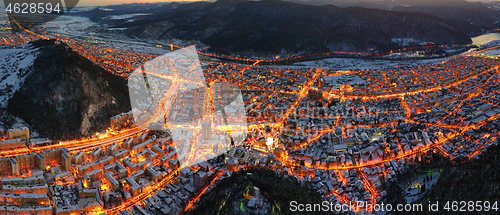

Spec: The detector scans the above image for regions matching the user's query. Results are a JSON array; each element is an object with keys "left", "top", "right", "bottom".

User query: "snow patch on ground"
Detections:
[
  {"left": 0, "top": 44, "right": 39, "bottom": 108},
  {"left": 292, "top": 57, "right": 452, "bottom": 70},
  {"left": 43, "top": 15, "right": 96, "bottom": 35},
  {"left": 107, "top": 13, "right": 152, "bottom": 20}
]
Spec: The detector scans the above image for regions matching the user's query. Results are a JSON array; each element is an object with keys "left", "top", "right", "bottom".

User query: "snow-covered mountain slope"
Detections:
[{"left": 0, "top": 44, "right": 39, "bottom": 108}]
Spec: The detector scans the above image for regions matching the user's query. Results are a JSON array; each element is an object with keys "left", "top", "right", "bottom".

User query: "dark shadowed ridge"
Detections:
[
  {"left": 285, "top": 0, "right": 500, "bottom": 36},
  {"left": 7, "top": 39, "right": 131, "bottom": 141},
  {"left": 118, "top": 0, "right": 472, "bottom": 56}
]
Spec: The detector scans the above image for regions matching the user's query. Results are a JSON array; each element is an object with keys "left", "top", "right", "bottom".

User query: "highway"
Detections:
[{"left": 64, "top": 127, "right": 144, "bottom": 153}]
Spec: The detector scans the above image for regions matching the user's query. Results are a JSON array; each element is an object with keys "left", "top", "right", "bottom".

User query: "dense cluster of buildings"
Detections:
[
  {"left": 0, "top": 147, "right": 71, "bottom": 176},
  {"left": 1, "top": 16, "right": 500, "bottom": 214}
]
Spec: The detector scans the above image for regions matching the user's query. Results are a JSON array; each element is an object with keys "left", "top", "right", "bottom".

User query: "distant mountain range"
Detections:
[
  {"left": 72, "top": 0, "right": 499, "bottom": 56},
  {"left": 87, "top": 0, "right": 472, "bottom": 56},
  {"left": 285, "top": 0, "right": 499, "bottom": 8},
  {"left": 392, "top": 2, "right": 500, "bottom": 36},
  {"left": 7, "top": 39, "right": 130, "bottom": 140},
  {"left": 274, "top": 0, "right": 500, "bottom": 36}
]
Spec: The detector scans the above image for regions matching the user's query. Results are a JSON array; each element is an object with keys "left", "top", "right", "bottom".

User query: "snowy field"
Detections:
[
  {"left": 107, "top": 14, "right": 152, "bottom": 20},
  {"left": 480, "top": 49, "right": 500, "bottom": 57},
  {"left": 43, "top": 15, "right": 168, "bottom": 55},
  {"left": 101, "top": 40, "right": 169, "bottom": 56},
  {"left": 472, "top": 33, "right": 500, "bottom": 46},
  {"left": 43, "top": 15, "right": 96, "bottom": 35},
  {"left": 293, "top": 57, "right": 452, "bottom": 71}
]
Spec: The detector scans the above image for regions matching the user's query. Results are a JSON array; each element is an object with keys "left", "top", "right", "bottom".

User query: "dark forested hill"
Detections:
[
  {"left": 393, "top": 3, "right": 500, "bottom": 36},
  {"left": 7, "top": 39, "right": 131, "bottom": 140},
  {"left": 111, "top": 0, "right": 472, "bottom": 56}
]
